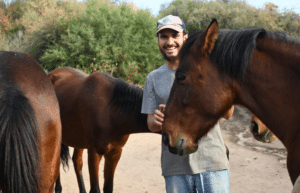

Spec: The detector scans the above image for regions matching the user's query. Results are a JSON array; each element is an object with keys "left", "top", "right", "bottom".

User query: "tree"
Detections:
[
  {"left": 159, "top": 0, "right": 300, "bottom": 38},
  {"left": 40, "top": 0, "right": 163, "bottom": 85}
]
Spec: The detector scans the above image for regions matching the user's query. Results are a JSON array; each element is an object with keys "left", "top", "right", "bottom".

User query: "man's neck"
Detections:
[{"left": 166, "top": 60, "right": 179, "bottom": 70}]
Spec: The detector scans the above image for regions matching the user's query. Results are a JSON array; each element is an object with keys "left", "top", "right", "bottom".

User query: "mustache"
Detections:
[{"left": 163, "top": 45, "right": 179, "bottom": 49}]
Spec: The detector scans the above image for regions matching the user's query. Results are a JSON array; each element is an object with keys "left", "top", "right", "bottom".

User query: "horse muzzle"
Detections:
[
  {"left": 162, "top": 132, "right": 198, "bottom": 156},
  {"left": 250, "top": 118, "right": 277, "bottom": 143}
]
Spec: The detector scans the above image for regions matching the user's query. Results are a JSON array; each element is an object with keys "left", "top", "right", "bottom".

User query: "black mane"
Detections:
[
  {"left": 108, "top": 78, "right": 148, "bottom": 128},
  {"left": 179, "top": 27, "right": 297, "bottom": 80}
]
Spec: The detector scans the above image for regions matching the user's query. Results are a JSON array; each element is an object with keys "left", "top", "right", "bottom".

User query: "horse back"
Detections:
[
  {"left": 1, "top": 52, "right": 53, "bottom": 94},
  {"left": 0, "top": 51, "right": 61, "bottom": 135},
  {"left": 1, "top": 51, "right": 61, "bottom": 129},
  {"left": 49, "top": 67, "right": 115, "bottom": 149}
]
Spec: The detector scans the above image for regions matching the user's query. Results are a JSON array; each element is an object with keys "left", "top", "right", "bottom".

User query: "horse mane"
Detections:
[
  {"left": 180, "top": 27, "right": 299, "bottom": 80},
  {"left": 108, "top": 78, "right": 148, "bottom": 128}
]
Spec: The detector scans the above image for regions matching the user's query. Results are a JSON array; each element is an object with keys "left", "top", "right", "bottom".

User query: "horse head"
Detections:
[{"left": 162, "top": 19, "right": 236, "bottom": 155}]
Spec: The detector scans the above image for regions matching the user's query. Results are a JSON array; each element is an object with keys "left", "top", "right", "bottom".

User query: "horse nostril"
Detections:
[
  {"left": 178, "top": 138, "right": 185, "bottom": 156},
  {"left": 162, "top": 132, "right": 170, "bottom": 146},
  {"left": 251, "top": 121, "right": 259, "bottom": 135}
]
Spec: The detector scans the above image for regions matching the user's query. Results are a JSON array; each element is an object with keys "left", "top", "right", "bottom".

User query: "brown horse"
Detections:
[
  {"left": 162, "top": 19, "right": 300, "bottom": 184},
  {"left": 250, "top": 115, "right": 277, "bottom": 143},
  {"left": 0, "top": 51, "right": 62, "bottom": 192},
  {"left": 48, "top": 67, "right": 154, "bottom": 193}
]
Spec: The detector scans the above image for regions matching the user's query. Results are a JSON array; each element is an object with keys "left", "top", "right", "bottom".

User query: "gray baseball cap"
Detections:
[{"left": 156, "top": 15, "right": 187, "bottom": 35}]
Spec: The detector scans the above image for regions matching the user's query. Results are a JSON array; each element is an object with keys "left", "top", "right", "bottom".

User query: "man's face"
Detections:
[{"left": 158, "top": 29, "right": 188, "bottom": 61}]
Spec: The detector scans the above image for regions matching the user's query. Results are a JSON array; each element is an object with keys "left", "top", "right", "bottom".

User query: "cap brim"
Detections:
[{"left": 156, "top": 25, "right": 184, "bottom": 35}]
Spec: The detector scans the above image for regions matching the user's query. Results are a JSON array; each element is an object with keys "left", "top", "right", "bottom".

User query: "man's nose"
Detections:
[{"left": 166, "top": 38, "right": 175, "bottom": 45}]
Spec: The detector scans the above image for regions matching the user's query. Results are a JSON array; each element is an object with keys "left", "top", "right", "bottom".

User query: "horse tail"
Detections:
[
  {"left": 0, "top": 87, "right": 39, "bottom": 193},
  {"left": 60, "top": 143, "right": 70, "bottom": 171}
]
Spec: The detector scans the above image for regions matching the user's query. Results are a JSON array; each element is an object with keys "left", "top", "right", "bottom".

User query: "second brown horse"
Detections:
[{"left": 49, "top": 67, "right": 153, "bottom": 193}]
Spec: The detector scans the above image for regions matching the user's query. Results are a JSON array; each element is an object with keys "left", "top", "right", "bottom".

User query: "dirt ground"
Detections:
[{"left": 59, "top": 106, "right": 293, "bottom": 193}]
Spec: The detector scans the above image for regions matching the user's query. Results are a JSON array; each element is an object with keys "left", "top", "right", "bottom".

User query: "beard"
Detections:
[{"left": 159, "top": 46, "right": 178, "bottom": 62}]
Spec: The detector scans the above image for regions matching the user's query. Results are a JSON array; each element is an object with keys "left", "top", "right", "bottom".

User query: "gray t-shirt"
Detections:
[{"left": 141, "top": 63, "right": 229, "bottom": 176}]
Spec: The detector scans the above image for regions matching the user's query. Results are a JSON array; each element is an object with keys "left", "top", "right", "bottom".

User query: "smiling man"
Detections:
[{"left": 141, "top": 15, "right": 232, "bottom": 193}]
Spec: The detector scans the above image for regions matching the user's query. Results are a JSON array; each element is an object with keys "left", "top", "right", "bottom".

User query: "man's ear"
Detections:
[{"left": 183, "top": 33, "right": 188, "bottom": 41}]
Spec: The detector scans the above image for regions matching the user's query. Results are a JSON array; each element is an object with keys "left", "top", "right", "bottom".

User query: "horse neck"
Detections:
[
  {"left": 235, "top": 38, "right": 300, "bottom": 149},
  {"left": 113, "top": 111, "right": 151, "bottom": 135},
  {"left": 256, "top": 37, "right": 300, "bottom": 70}
]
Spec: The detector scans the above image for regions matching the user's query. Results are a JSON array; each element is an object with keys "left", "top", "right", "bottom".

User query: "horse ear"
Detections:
[{"left": 194, "top": 19, "right": 218, "bottom": 55}]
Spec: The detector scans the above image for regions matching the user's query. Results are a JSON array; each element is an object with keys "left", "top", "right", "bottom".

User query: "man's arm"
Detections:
[{"left": 148, "top": 104, "right": 234, "bottom": 132}]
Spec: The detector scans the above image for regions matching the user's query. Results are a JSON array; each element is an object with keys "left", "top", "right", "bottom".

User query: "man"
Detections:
[{"left": 141, "top": 15, "right": 234, "bottom": 193}]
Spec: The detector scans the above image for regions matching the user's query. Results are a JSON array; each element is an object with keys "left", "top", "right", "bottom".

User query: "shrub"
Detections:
[
  {"left": 41, "top": 0, "right": 163, "bottom": 85},
  {"left": 0, "top": 6, "right": 24, "bottom": 51},
  {"left": 20, "top": 0, "right": 86, "bottom": 59},
  {"left": 0, "top": 30, "right": 24, "bottom": 51}
]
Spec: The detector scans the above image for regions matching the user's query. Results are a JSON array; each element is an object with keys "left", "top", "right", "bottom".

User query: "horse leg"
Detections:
[
  {"left": 72, "top": 148, "right": 87, "bottom": 193},
  {"left": 88, "top": 148, "right": 103, "bottom": 193},
  {"left": 292, "top": 175, "right": 300, "bottom": 193},
  {"left": 39, "top": 134, "right": 61, "bottom": 193},
  {"left": 55, "top": 143, "right": 70, "bottom": 193},
  {"left": 287, "top": 148, "right": 300, "bottom": 184},
  {"left": 103, "top": 148, "right": 123, "bottom": 193},
  {"left": 55, "top": 172, "right": 62, "bottom": 193}
]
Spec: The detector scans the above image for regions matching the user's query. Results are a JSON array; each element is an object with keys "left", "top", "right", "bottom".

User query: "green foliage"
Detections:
[
  {"left": 0, "top": 3, "right": 24, "bottom": 51},
  {"left": 159, "top": 0, "right": 300, "bottom": 38},
  {"left": 6, "top": 0, "right": 27, "bottom": 21},
  {"left": 279, "top": 11, "right": 300, "bottom": 38},
  {"left": 41, "top": 0, "right": 163, "bottom": 85},
  {"left": 0, "top": 30, "right": 24, "bottom": 51},
  {"left": 3, "top": 0, "right": 299, "bottom": 85},
  {"left": 20, "top": 0, "right": 86, "bottom": 59}
]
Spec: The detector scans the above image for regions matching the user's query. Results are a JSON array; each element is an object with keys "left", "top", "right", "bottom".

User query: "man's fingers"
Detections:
[
  {"left": 154, "top": 120, "right": 163, "bottom": 126},
  {"left": 159, "top": 104, "right": 166, "bottom": 114},
  {"left": 155, "top": 109, "right": 164, "bottom": 118},
  {"left": 154, "top": 113, "right": 164, "bottom": 122},
  {"left": 154, "top": 105, "right": 165, "bottom": 126}
]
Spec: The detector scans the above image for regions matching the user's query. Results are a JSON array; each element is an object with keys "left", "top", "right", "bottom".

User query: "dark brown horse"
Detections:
[
  {"left": 162, "top": 19, "right": 300, "bottom": 184},
  {"left": 48, "top": 67, "right": 154, "bottom": 193},
  {"left": 0, "top": 51, "right": 62, "bottom": 192},
  {"left": 250, "top": 115, "right": 277, "bottom": 143}
]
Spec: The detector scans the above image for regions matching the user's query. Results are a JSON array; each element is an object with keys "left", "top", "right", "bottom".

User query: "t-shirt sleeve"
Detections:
[{"left": 141, "top": 75, "right": 158, "bottom": 114}]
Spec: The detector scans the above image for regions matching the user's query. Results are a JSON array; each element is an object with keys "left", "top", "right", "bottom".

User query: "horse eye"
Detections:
[{"left": 176, "top": 74, "right": 187, "bottom": 83}]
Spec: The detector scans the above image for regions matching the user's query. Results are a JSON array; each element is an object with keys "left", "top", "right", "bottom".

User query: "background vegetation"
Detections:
[
  {"left": 0, "top": 0, "right": 299, "bottom": 85},
  {"left": 159, "top": 0, "right": 300, "bottom": 37}
]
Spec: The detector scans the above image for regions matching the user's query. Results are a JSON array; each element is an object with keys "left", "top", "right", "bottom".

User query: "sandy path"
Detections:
[{"left": 59, "top": 130, "right": 293, "bottom": 193}]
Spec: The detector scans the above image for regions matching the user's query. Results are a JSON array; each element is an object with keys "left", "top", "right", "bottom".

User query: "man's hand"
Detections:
[
  {"left": 147, "top": 104, "right": 166, "bottom": 132},
  {"left": 154, "top": 104, "right": 166, "bottom": 126},
  {"left": 223, "top": 105, "right": 234, "bottom": 120}
]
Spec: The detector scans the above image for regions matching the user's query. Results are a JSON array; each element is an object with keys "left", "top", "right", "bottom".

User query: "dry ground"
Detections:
[{"left": 59, "top": 106, "right": 293, "bottom": 193}]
